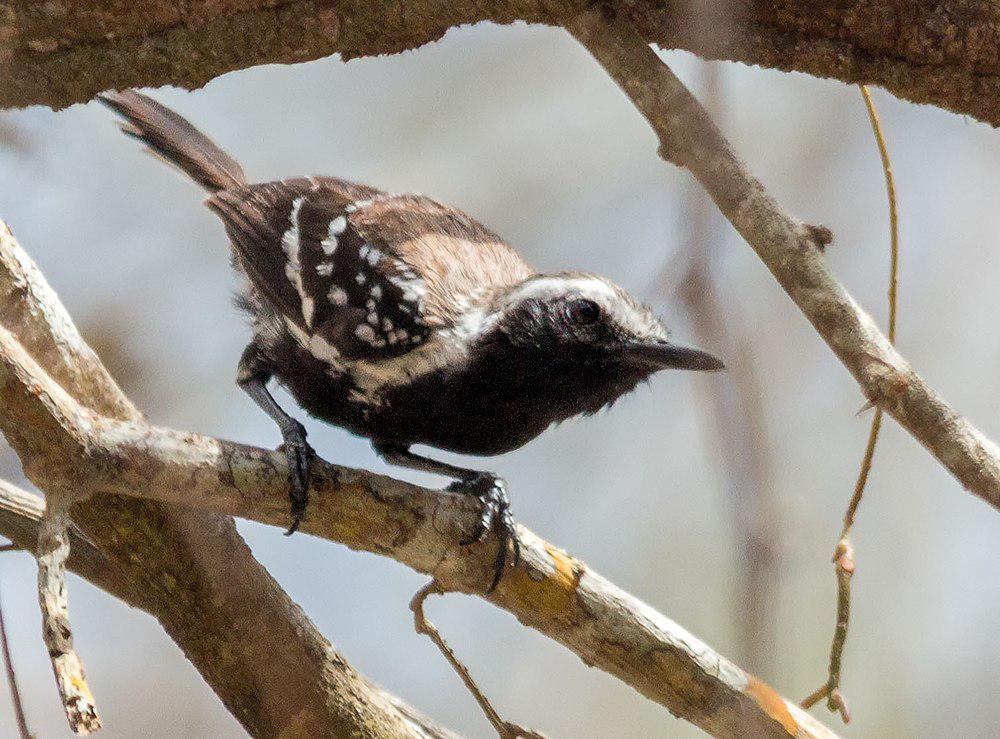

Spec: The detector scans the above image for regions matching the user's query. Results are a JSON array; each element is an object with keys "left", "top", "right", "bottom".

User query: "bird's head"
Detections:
[{"left": 465, "top": 272, "right": 723, "bottom": 419}]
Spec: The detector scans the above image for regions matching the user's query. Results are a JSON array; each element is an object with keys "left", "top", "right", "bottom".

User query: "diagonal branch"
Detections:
[
  {"left": 410, "top": 581, "right": 547, "bottom": 739},
  {"left": 567, "top": 9, "right": 1000, "bottom": 517}
]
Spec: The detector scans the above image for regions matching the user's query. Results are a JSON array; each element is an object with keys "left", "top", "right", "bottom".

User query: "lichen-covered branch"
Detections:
[
  {"left": 0, "top": 222, "right": 458, "bottom": 739},
  {"left": 2, "top": 1, "right": 999, "bottom": 128},
  {"left": 36, "top": 493, "right": 102, "bottom": 735},
  {"left": 568, "top": 9, "right": 1000, "bottom": 517},
  {"left": 0, "top": 224, "right": 836, "bottom": 739},
  {"left": 0, "top": 481, "right": 121, "bottom": 595}
]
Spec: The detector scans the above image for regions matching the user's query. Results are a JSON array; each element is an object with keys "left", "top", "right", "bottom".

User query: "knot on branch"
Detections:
[{"left": 805, "top": 224, "right": 834, "bottom": 251}]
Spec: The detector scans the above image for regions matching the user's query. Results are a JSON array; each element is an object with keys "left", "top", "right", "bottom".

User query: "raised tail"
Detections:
[{"left": 98, "top": 90, "right": 247, "bottom": 192}]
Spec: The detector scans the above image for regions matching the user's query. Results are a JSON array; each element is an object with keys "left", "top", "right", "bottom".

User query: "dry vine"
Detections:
[
  {"left": 801, "top": 84, "right": 900, "bottom": 722},
  {"left": 410, "top": 582, "right": 546, "bottom": 739},
  {"left": 0, "top": 590, "right": 32, "bottom": 739}
]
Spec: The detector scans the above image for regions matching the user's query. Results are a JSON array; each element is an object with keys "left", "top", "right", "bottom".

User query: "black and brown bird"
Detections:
[{"left": 99, "top": 91, "right": 724, "bottom": 590}]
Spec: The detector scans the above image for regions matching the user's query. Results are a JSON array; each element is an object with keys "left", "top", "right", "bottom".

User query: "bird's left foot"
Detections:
[
  {"left": 447, "top": 473, "right": 521, "bottom": 593},
  {"left": 276, "top": 419, "right": 314, "bottom": 536}
]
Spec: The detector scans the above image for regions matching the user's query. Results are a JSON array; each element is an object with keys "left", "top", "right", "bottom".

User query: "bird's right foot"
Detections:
[
  {"left": 277, "top": 419, "right": 313, "bottom": 535},
  {"left": 447, "top": 473, "right": 521, "bottom": 593}
]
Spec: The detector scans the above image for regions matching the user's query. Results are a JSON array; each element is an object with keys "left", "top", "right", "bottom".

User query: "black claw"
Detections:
[
  {"left": 447, "top": 473, "right": 519, "bottom": 592},
  {"left": 278, "top": 420, "right": 313, "bottom": 536}
]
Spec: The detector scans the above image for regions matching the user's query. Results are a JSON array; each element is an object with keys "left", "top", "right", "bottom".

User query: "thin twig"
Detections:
[
  {"left": 0, "top": 590, "right": 33, "bottom": 739},
  {"left": 0, "top": 542, "right": 21, "bottom": 553},
  {"left": 37, "top": 494, "right": 101, "bottom": 735},
  {"left": 410, "top": 582, "right": 546, "bottom": 739},
  {"left": 801, "top": 84, "right": 899, "bottom": 722}
]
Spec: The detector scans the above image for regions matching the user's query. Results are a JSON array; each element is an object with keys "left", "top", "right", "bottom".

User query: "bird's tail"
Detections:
[{"left": 98, "top": 90, "right": 247, "bottom": 193}]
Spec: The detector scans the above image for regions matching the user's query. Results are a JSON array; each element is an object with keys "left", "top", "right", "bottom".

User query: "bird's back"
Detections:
[{"left": 208, "top": 177, "right": 532, "bottom": 366}]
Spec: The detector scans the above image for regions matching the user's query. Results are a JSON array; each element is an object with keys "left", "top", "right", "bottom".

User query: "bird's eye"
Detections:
[{"left": 567, "top": 298, "right": 601, "bottom": 326}]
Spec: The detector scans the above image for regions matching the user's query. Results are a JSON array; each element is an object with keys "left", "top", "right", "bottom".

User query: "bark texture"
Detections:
[{"left": 1, "top": 0, "right": 998, "bottom": 128}]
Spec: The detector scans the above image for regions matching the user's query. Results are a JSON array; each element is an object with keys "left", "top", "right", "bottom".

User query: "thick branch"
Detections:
[
  {"left": 0, "top": 288, "right": 836, "bottom": 739},
  {"left": 0, "top": 222, "right": 457, "bottom": 739},
  {"left": 1, "top": 1, "right": 999, "bottom": 128},
  {"left": 568, "top": 10, "right": 1000, "bottom": 516}
]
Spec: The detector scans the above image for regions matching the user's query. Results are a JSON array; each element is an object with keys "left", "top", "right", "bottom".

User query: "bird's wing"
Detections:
[
  {"left": 346, "top": 194, "right": 534, "bottom": 327},
  {"left": 207, "top": 178, "right": 529, "bottom": 362}
]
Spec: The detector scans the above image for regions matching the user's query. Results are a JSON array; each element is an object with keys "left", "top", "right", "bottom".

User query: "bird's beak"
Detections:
[{"left": 625, "top": 340, "right": 725, "bottom": 372}]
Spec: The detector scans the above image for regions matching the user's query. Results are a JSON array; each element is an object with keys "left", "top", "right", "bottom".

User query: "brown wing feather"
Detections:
[
  {"left": 350, "top": 195, "right": 533, "bottom": 323},
  {"left": 207, "top": 179, "right": 531, "bottom": 362}
]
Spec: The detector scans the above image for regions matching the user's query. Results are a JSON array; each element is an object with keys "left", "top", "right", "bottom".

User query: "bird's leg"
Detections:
[
  {"left": 374, "top": 442, "right": 519, "bottom": 592},
  {"left": 238, "top": 344, "right": 314, "bottom": 535}
]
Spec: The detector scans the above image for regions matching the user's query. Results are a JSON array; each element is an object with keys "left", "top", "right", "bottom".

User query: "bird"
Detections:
[{"left": 98, "top": 90, "right": 724, "bottom": 591}]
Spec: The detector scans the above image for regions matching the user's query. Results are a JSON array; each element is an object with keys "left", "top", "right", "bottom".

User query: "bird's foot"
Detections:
[
  {"left": 277, "top": 419, "right": 314, "bottom": 535},
  {"left": 447, "top": 473, "right": 520, "bottom": 593}
]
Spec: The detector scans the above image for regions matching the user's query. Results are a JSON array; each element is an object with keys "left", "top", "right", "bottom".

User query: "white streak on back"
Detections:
[{"left": 280, "top": 197, "right": 315, "bottom": 327}]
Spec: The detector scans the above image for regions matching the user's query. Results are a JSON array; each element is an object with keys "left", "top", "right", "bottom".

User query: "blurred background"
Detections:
[{"left": 1, "top": 20, "right": 999, "bottom": 738}]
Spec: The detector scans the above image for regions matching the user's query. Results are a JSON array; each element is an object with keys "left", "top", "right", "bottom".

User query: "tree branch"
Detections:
[
  {"left": 1, "top": 1, "right": 999, "bottom": 128},
  {"left": 567, "top": 9, "right": 1000, "bottom": 517},
  {"left": 0, "top": 221, "right": 458, "bottom": 738}
]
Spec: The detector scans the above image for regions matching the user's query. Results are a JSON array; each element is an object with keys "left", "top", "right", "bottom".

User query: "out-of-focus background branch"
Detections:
[{"left": 660, "top": 59, "right": 781, "bottom": 676}]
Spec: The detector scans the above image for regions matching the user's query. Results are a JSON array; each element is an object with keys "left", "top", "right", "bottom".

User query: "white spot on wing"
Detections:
[
  {"left": 320, "top": 215, "right": 346, "bottom": 255},
  {"left": 285, "top": 319, "right": 343, "bottom": 369},
  {"left": 345, "top": 199, "right": 373, "bottom": 213}
]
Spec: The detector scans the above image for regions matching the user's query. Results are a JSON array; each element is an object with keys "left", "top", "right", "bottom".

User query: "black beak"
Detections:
[{"left": 626, "top": 340, "right": 725, "bottom": 372}]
